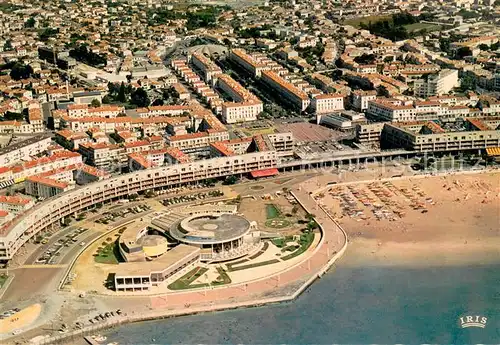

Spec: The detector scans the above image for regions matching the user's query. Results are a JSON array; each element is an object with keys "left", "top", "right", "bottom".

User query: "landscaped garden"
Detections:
[
  {"left": 226, "top": 259, "right": 280, "bottom": 272},
  {"left": 168, "top": 266, "right": 231, "bottom": 290},
  {"left": 270, "top": 231, "right": 316, "bottom": 261},
  {"left": 271, "top": 235, "right": 295, "bottom": 248},
  {"left": 265, "top": 204, "right": 291, "bottom": 229},
  {"left": 281, "top": 232, "right": 315, "bottom": 261},
  {"left": 168, "top": 266, "right": 208, "bottom": 290},
  {"left": 266, "top": 204, "right": 281, "bottom": 218},
  {"left": 94, "top": 238, "right": 122, "bottom": 264}
]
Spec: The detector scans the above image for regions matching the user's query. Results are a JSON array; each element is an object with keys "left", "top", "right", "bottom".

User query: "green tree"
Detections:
[
  {"left": 24, "top": 17, "right": 36, "bottom": 28},
  {"left": 38, "top": 27, "right": 59, "bottom": 41},
  {"left": 456, "top": 46, "right": 472, "bottom": 59},
  {"left": 151, "top": 98, "right": 164, "bottom": 106},
  {"left": 305, "top": 213, "right": 316, "bottom": 222},
  {"left": 478, "top": 44, "right": 489, "bottom": 51},
  {"left": 224, "top": 175, "right": 239, "bottom": 185},
  {"left": 108, "top": 82, "right": 118, "bottom": 95},
  {"left": 117, "top": 82, "right": 126, "bottom": 103},
  {"left": 439, "top": 38, "right": 451, "bottom": 52},
  {"left": 90, "top": 99, "right": 101, "bottom": 108},
  {"left": 3, "top": 39, "right": 12, "bottom": 51},
  {"left": 131, "top": 87, "right": 150, "bottom": 107},
  {"left": 10, "top": 63, "right": 33, "bottom": 80},
  {"left": 4, "top": 111, "right": 24, "bottom": 121}
]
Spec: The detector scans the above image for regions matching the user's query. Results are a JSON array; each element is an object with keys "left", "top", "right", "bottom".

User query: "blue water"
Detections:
[{"left": 104, "top": 259, "right": 500, "bottom": 344}]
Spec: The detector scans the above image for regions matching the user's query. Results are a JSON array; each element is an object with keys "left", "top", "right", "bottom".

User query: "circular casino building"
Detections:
[{"left": 164, "top": 208, "right": 260, "bottom": 262}]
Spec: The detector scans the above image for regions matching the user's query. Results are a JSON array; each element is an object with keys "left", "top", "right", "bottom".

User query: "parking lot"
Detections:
[
  {"left": 162, "top": 190, "right": 224, "bottom": 206},
  {"left": 35, "top": 227, "right": 89, "bottom": 265},
  {"left": 95, "top": 204, "right": 152, "bottom": 224}
]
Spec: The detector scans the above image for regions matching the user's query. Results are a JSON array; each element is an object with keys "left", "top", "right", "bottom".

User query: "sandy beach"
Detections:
[{"left": 317, "top": 172, "right": 500, "bottom": 267}]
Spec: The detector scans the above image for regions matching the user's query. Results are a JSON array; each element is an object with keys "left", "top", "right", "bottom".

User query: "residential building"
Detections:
[{"left": 414, "top": 69, "right": 459, "bottom": 98}]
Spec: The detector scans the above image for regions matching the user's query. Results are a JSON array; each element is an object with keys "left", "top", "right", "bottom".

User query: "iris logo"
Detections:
[{"left": 459, "top": 315, "right": 488, "bottom": 328}]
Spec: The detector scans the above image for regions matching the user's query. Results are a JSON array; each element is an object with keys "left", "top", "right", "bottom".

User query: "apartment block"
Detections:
[
  {"left": 189, "top": 52, "right": 222, "bottom": 83},
  {"left": 351, "top": 90, "right": 377, "bottom": 112},
  {"left": 229, "top": 49, "right": 269, "bottom": 77},
  {"left": 382, "top": 118, "right": 500, "bottom": 152},
  {"left": 25, "top": 176, "right": 75, "bottom": 199},
  {"left": 0, "top": 134, "right": 52, "bottom": 167},
  {"left": 79, "top": 143, "right": 126, "bottom": 170},
  {"left": 310, "top": 94, "right": 344, "bottom": 114},
  {"left": 414, "top": 69, "right": 459, "bottom": 98},
  {"left": 0, "top": 150, "right": 277, "bottom": 261},
  {"left": 261, "top": 70, "right": 310, "bottom": 112}
]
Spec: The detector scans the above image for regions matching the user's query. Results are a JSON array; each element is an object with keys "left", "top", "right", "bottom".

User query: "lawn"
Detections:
[
  {"left": 0, "top": 274, "right": 8, "bottom": 288},
  {"left": 281, "top": 232, "right": 315, "bottom": 261},
  {"left": 211, "top": 267, "right": 231, "bottom": 286},
  {"left": 271, "top": 235, "right": 295, "bottom": 248},
  {"left": 343, "top": 14, "right": 392, "bottom": 28},
  {"left": 265, "top": 218, "right": 291, "bottom": 229},
  {"left": 227, "top": 259, "right": 280, "bottom": 272},
  {"left": 168, "top": 266, "right": 231, "bottom": 290},
  {"left": 404, "top": 22, "right": 441, "bottom": 33},
  {"left": 242, "top": 127, "right": 276, "bottom": 136},
  {"left": 266, "top": 204, "right": 281, "bottom": 219},
  {"left": 94, "top": 241, "right": 122, "bottom": 264},
  {"left": 168, "top": 267, "right": 208, "bottom": 290}
]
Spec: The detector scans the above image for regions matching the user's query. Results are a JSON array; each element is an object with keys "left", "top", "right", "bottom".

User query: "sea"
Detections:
[{"left": 103, "top": 250, "right": 500, "bottom": 344}]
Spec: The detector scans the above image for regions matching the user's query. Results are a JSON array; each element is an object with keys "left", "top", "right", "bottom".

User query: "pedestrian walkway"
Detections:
[
  {"left": 21, "top": 264, "right": 67, "bottom": 269},
  {"left": 150, "top": 179, "right": 348, "bottom": 310}
]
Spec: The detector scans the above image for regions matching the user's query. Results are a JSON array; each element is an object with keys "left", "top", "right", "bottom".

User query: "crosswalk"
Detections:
[{"left": 0, "top": 179, "right": 14, "bottom": 189}]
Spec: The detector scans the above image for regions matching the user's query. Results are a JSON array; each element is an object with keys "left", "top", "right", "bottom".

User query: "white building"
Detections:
[
  {"left": 0, "top": 135, "right": 52, "bottom": 167},
  {"left": 310, "top": 94, "right": 344, "bottom": 114},
  {"left": 261, "top": 70, "right": 310, "bottom": 112},
  {"left": 351, "top": 90, "right": 377, "bottom": 112},
  {"left": 414, "top": 69, "right": 459, "bottom": 98},
  {"left": 222, "top": 102, "right": 262, "bottom": 124}
]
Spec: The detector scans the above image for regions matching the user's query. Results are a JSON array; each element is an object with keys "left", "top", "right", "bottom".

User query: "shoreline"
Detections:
[
  {"left": 31, "top": 186, "right": 349, "bottom": 345},
  {"left": 11, "top": 168, "right": 500, "bottom": 345}
]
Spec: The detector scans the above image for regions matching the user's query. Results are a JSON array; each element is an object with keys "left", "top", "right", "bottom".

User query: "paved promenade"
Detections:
[
  {"left": 149, "top": 184, "right": 347, "bottom": 310},
  {"left": 25, "top": 178, "right": 350, "bottom": 345}
]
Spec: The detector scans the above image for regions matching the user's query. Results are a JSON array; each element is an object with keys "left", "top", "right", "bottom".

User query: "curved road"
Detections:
[{"left": 149, "top": 184, "right": 347, "bottom": 310}]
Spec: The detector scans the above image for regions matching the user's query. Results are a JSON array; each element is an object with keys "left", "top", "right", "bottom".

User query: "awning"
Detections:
[
  {"left": 486, "top": 147, "right": 500, "bottom": 156},
  {"left": 250, "top": 168, "right": 279, "bottom": 178}
]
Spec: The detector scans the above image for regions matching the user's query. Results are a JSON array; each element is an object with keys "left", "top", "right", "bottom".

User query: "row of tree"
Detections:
[
  {"left": 359, "top": 12, "right": 434, "bottom": 41},
  {"left": 69, "top": 45, "right": 107, "bottom": 67},
  {"left": 147, "top": 5, "right": 228, "bottom": 30},
  {"left": 106, "top": 82, "right": 150, "bottom": 108},
  {"left": 0, "top": 61, "right": 34, "bottom": 80}
]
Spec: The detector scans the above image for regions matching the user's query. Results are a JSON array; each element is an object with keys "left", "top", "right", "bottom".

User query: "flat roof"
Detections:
[
  {"left": 0, "top": 134, "right": 52, "bottom": 156},
  {"left": 114, "top": 244, "right": 200, "bottom": 277},
  {"left": 169, "top": 213, "right": 251, "bottom": 245}
]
